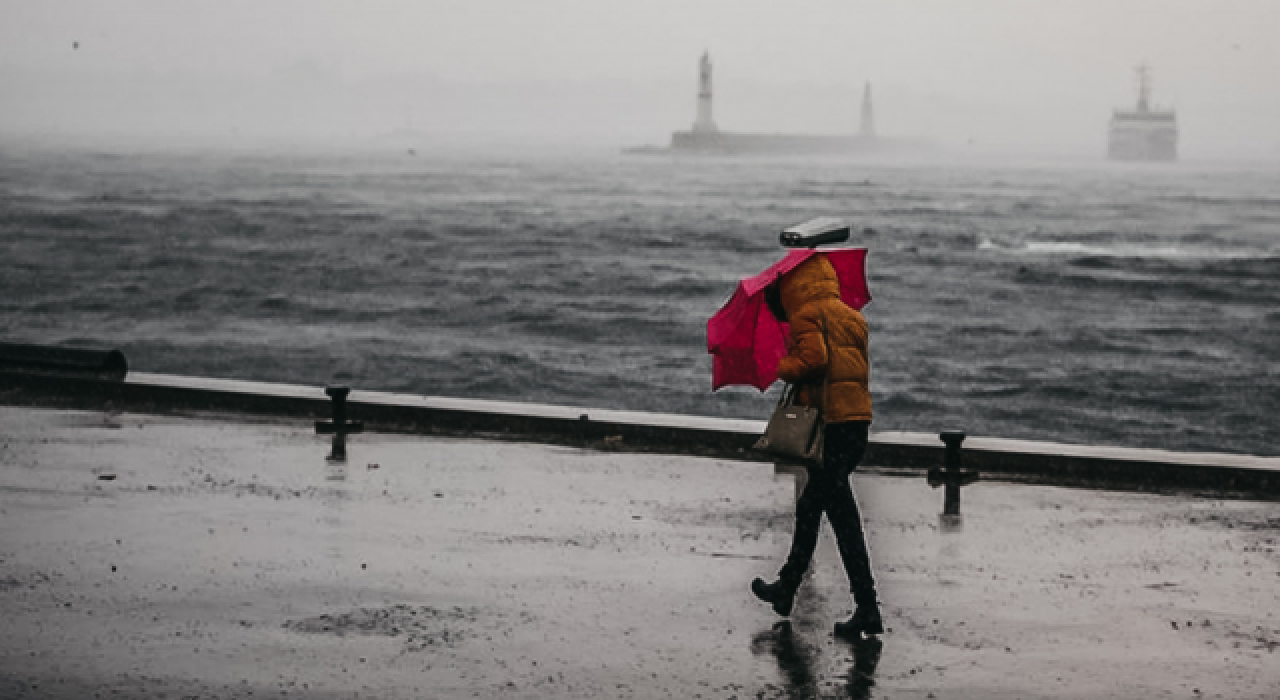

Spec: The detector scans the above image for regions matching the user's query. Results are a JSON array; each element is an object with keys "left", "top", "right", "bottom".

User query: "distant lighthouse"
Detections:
[
  {"left": 693, "top": 52, "right": 718, "bottom": 134},
  {"left": 657, "top": 55, "right": 924, "bottom": 155},
  {"left": 860, "top": 82, "right": 875, "bottom": 139}
]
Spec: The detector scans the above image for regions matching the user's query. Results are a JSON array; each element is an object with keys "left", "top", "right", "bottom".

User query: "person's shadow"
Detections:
[{"left": 751, "top": 621, "right": 884, "bottom": 699}]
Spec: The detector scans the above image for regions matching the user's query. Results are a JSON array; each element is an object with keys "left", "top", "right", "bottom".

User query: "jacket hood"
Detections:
[{"left": 779, "top": 253, "right": 840, "bottom": 315}]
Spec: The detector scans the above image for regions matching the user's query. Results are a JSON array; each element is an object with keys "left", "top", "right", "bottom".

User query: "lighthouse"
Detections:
[
  {"left": 860, "top": 82, "right": 876, "bottom": 139},
  {"left": 693, "top": 52, "right": 718, "bottom": 134},
  {"left": 660, "top": 54, "right": 922, "bottom": 155}
]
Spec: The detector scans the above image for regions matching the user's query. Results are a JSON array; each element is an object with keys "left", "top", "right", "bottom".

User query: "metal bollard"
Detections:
[
  {"left": 928, "top": 430, "right": 979, "bottom": 531},
  {"left": 316, "top": 386, "right": 364, "bottom": 462}
]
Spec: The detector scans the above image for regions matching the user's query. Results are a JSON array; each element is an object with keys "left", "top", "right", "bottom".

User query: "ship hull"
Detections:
[{"left": 1108, "top": 112, "right": 1177, "bottom": 162}]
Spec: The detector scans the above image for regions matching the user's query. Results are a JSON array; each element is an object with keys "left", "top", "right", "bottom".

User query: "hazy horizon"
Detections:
[{"left": 3, "top": 1, "right": 1279, "bottom": 161}]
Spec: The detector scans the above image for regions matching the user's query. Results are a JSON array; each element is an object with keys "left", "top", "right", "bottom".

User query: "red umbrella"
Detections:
[{"left": 706, "top": 248, "right": 870, "bottom": 391}]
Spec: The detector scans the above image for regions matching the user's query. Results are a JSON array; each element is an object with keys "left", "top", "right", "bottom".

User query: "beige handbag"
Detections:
[
  {"left": 755, "top": 321, "right": 833, "bottom": 467},
  {"left": 753, "top": 382, "right": 825, "bottom": 465}
]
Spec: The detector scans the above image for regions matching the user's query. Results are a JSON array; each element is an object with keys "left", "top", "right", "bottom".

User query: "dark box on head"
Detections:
[{"left": 779, "top": 217, "right": 851, "bottom": 248}]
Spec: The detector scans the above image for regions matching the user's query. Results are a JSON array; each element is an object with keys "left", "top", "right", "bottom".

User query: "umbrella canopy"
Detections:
[{"left": 706, "top": 247, "right": 870, "bottom": 391}]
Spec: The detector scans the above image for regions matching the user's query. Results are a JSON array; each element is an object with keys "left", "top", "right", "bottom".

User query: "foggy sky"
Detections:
[{"left": 2, "top": 0, "right": 1278, "bottom": 159}]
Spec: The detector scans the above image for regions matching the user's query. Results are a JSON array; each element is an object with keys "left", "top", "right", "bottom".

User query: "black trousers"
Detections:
[{"left": 777, "top": 421, "right": 877, "bottom": 604}]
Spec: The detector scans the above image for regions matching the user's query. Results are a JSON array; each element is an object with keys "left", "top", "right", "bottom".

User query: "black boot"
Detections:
[
  {"left": 834, "top": 603, "right": 884, "bottom": 639},
  {"left": 751, "top": 578, "right": 796, "bottom": 617}
]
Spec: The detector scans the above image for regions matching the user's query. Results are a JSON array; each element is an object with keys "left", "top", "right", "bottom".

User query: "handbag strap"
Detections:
[{"left": 778, "top": 381, "right": 798, "bottom": 408}]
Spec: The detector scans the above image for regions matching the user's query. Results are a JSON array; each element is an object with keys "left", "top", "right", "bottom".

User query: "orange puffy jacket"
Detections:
[{"left": 774, "top": 254, "right": 873, "bottom": 423}]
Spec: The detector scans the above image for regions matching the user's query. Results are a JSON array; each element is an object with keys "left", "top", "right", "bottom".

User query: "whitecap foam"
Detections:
[{"left": 1002, "top": 241, "right": 1258, "bottom": 260}]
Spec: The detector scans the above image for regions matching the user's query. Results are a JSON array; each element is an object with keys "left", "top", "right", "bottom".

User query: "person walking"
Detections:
[{"left": 751, "top": 252, "right": 883, "bottom": 639}]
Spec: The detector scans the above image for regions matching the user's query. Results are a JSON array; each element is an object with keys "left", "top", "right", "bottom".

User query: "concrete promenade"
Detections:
[{"left": 1, "top": 405, "right": 1278, "bottom": 698}]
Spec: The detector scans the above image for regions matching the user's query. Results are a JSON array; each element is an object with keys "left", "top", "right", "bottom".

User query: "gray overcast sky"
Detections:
[{"left": 2, "top": 0, "right": 1278, "bottom": 158}]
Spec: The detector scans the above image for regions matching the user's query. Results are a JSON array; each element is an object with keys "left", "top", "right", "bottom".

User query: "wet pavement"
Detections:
[{"left": 1, "top": 405, "right": 1277, "bottom": 699}]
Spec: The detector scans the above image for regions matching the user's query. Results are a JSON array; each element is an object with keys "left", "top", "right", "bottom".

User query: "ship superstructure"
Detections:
[{"left": 1108, "top": 65, "right": 1177, "bottom": 162}]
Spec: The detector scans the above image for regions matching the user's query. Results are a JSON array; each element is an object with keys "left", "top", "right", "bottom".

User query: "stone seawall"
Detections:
[{"left": 2, "top": 369, "right": 1277, "bottom": 499}]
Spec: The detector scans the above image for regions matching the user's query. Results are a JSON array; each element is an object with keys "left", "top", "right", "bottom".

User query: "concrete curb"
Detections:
[{"left": 2, "top": 370, "right": 1278, "bottom": 499}]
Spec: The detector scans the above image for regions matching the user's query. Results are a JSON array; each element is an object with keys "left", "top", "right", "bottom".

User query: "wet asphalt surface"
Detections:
[{"left": 1, "top": 405, "right": 1278, "bottom": 699}]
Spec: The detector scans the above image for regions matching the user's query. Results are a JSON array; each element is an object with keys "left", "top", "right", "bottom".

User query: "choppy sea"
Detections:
[{"left": 2, "top": 148, "right": 1277, "bottom": 456}]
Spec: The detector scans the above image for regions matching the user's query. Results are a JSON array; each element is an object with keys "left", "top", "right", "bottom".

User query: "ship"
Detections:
[
  {"left": 627, "top": 53, "right": 924, "bottom": 156},
  {"left": 1108, "top": 65, "right": 1177, "bottom": 162}
]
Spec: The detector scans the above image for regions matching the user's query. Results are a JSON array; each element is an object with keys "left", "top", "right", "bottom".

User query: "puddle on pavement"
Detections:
[{"left": 750, "top": 620, "right": 884, "bottom": 699}]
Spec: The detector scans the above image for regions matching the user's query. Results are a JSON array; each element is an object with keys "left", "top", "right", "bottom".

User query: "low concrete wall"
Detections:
[{"left": 2, "top": 370, "right": 1278, "bottom": 499}]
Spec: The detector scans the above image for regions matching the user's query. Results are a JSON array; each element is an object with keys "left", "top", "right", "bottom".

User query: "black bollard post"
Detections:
[
  {"left": 941, "top": 431, "right": 964, "bottom": 516},
  {"left": 928, "top": 430, "right": 979, "bottom": 531},
  {"left": 316, "top": 386, "right": 364, "bottom": 462}
]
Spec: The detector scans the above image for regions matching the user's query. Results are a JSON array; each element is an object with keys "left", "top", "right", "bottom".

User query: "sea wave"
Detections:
[
  {"left": 979, "top": 238, "right": 1270, "bottom": 261},
  {"left": 2, "top": 150, "right": 1278, "bottom": 456}
]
